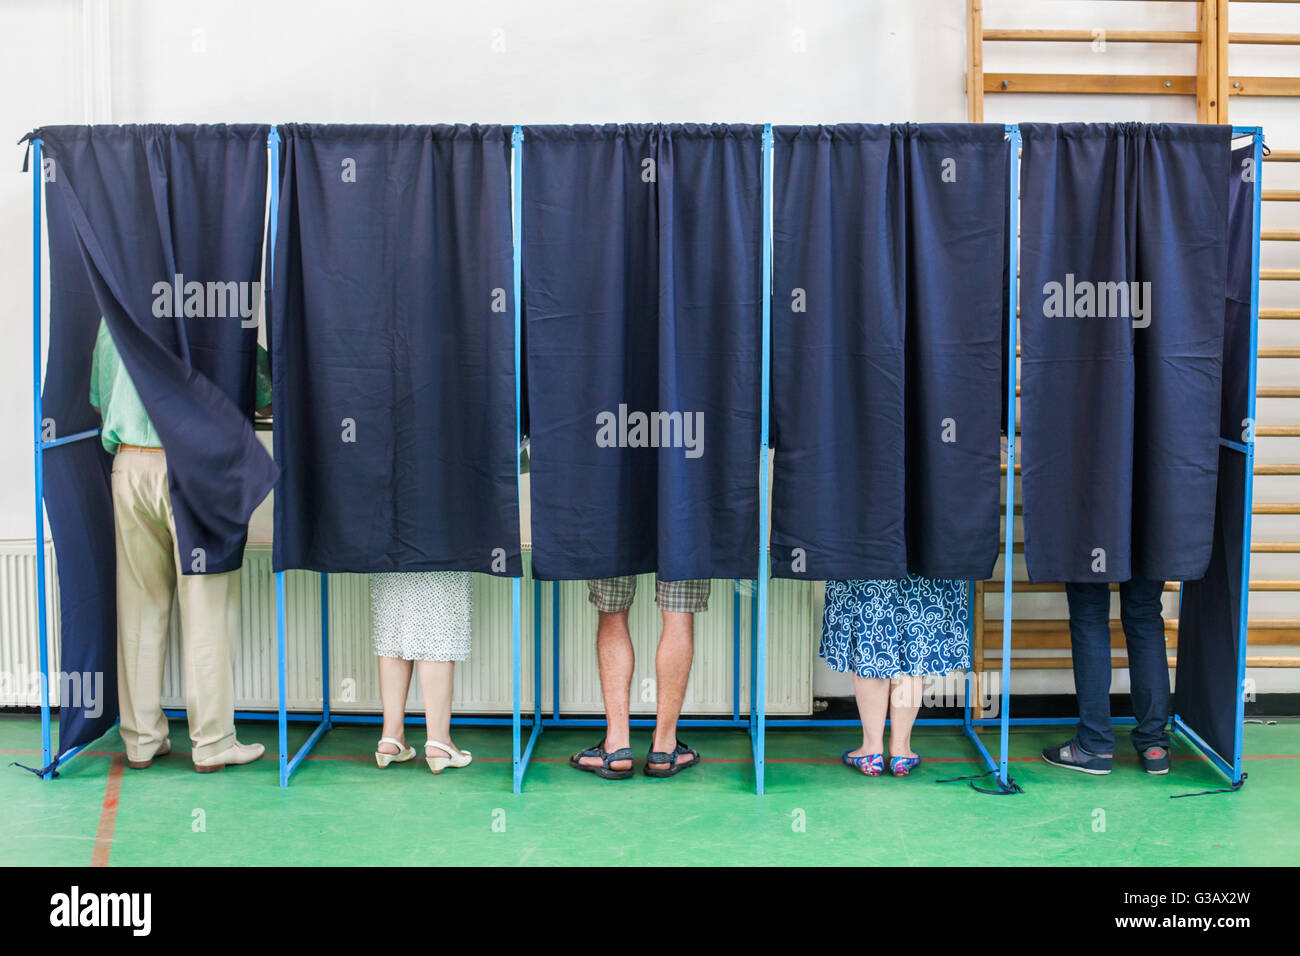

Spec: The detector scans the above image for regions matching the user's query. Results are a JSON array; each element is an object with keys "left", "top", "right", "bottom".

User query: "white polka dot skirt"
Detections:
[{"left": 369, "top": 571, "right": 472, "bottom": 662}]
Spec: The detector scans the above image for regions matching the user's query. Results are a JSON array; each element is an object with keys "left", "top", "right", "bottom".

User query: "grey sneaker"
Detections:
[
  {"left": 1138, "top": 745, "right": 1170, "bottom": 775},
  {"left": 1041, "top": 739, "right": 1113, "bottom": 775}
]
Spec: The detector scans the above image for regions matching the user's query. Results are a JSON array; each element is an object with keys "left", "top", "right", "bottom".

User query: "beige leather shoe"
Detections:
[
  {"left": 193, "top": 740, "right": 265, "bottom": 773},
  {"left": 127, "top": 737, "right": 171, "bottom": 770}
]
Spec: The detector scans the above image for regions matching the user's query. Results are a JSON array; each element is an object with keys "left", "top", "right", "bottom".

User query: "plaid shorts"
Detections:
[{"left": 587, "top": 575, "right": 711, "bottom": 614}]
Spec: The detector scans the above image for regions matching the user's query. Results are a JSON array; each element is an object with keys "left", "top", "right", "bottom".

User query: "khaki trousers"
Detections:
[{"left": 111, "top": 448, "right": 239, "bottom": 763}]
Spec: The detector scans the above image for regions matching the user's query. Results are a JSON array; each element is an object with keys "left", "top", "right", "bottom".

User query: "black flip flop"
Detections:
[
  {"left": 569, "top": 741, "right": 635, "bottom": 779},
  {"left": 644, "top": 740, "right": 700, "bottom": 778}
]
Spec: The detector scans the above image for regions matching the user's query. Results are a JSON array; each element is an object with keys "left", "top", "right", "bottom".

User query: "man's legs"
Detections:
[
  {"left": 173, "top": 560, "right": 241, "bottom": 763},
  {"left": 158, "top": 454, "right": 256, "bottom": 769},
  {"left": 650, "top": 610, "right": 694, "bottom": 761},
  {"left": 576, "top": 577, "right": 636, "bottom": 772},
  {"left": 112, "top": 450, "right": 176, "bottom": 765},
  {"left": 164, "top": 460, "right": 239, "bottom": 763},
  {"left": 1064, "top": 581, "right": 1118, "bottom": 755},
  {"left": 1119, "top": 575, "right": 1173, "bottom": 752},
  {"left": 647, "top": 578, "right": 708, "bottom": 772},
  {"left": 593, "top": 610, "right": 635, "bottom": 769}
]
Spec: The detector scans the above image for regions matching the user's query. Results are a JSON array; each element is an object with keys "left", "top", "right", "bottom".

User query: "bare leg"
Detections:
[
  {"left": 377, "top": 656, "right": 413, "bottom": 754},
  {"left": 887, "top": 675, "right": 923, "bottom": 759},
  {"left": 648, "top": 610, "right": 695, "bottom": 767},
  {"left": 850, "top": 675, "right": 890, "bottom": 758},
  {"left": 417, "top": 660, "right": 458, "bottom": 752},
  {"left": 577, "top": 610, "right": 634, "bottom": 772}
]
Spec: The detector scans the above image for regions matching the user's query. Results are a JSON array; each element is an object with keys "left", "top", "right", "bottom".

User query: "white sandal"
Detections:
[
  {"left": 425, "top": 739, "right": 472, "bottom": 774},
  {"left": 374, "top": 736, "right": 416, "bottom": 768}
]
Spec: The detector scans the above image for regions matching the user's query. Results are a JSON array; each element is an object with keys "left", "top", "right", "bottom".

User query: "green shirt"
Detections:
[{"left": 88, "top": 319, "right": 272, "bottom": 454}]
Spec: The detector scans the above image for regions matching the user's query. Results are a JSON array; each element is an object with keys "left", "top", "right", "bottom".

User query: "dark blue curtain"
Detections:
[
  {"left": 27, "top": 124, "right": 274, "bottom": 768},
  {"left": 1174, "top": 141, "right": 1256, "bottom": 767},
  {"left": 770, "top": 124, "right": 1006, "bottom": 581},
  {"left": 270, "top": 124, "right": 521, "bottom": 575},
  {"left": 523, "top": 124, "right": 762, "bottom": 581},
  {"left": 1019, "top": 123, "right": 1230, "bottom": 583},
  {"left": 36, "top": 181, "right": 117, "bottom": 771}
]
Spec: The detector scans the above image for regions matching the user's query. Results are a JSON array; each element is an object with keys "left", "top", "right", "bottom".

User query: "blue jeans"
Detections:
[{"left": 1065, "top": 576, "right": 1172, "bottom": 754}]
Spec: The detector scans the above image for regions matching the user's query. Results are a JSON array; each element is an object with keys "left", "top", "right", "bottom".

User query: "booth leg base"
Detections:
[
  {"left": 1170, "top": 715, "right": 1247, "bottom": 797},
  {"left": 934, "top": 724, "right": 1024, "bottom": 795},
  {"left": 513, "top": 721, "right": 543, "bottom": 794},
  {"left": 969, "top": 774, "right": 1024, "bottom": 795},
  {"left": 281, "top": 717, "right": 332, "bottom": 788}
]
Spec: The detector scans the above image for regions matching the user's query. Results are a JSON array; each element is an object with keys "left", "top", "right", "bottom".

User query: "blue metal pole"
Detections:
[
  {"left": 552, "top": 580, "right": 560, "bottom": 721},
  {"left": 533, "top": 576, "right": 541, "bottom": 722},
  {"left": 998, "top": 124, "right": 1022, "bottom": 791},
  {"left": 265, "top": 127, "right": 293, "bottom": 788},
  {"left": 31, "top": 137, "right": 52, "bottom": 780},
  {"left": 1232, "top": 127, "right": 1264, "bottom": 786},
  {"left": 267, "top": 127, "right": 281, "bottom": 288},
  {"left": 732, "top": 581, "right": 741, "bottom": 722},
  {"left": 533, "top": 577, "right": 542, "bottom": 728},
  {"left": 320, "top": 572, "right": 330, "bottom": 724},
  {"left": 511, "top": 124, "right": 525, "bottom": 793},
  {"left": 964, "top": 580, "right": 975, "bottom": 730},
  {"left": 275, "top": 570, "right": 288, "bottom": 788},
  {"left": 512, "top": 576, "right": 522, "bottom": 792},
  {"left": 753, "top": 123, "right": 773, "bottom": 796},
  {"left": 750, "top": 581, "right": 757, "bottom": 735},
  {"left": 41, "top": 428, "right": 100, "bottom": 450}
]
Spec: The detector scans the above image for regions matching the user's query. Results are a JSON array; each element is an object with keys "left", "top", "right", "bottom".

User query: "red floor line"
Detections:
[{"left": 90, "top": 754, "right": 124, "bottom": 868}]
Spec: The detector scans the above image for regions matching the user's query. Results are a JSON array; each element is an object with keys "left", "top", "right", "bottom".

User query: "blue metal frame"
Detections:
[
  {"left": 762, "top": 125, "right": 1023, "bottom": 795},
  {"left": 271, "top": 125, "right": 535, "bottom": 788},
  {"left": 510, "top": 125, "right": 543, "bottom": 793},
  {"left": 28, "top": 124, "right": 1261, "bottom": 795},
  {"left": 1167, "top": 126, "right": 1262, "bottom": 788},
  {"left": 514, "top": 126, "right": 777, "bottom": 794},
  {"left": 992, "top": 126, "right": 1261, "bottom": 791},
  {"left": 32, "top": 136, "right": 51, "bottom": 779},
  {"left": 753, "top": 122, "right": 773, "bottom": 793},
  {"left": 995, "top": 123, "right": 1022, "bottom": 792},
  {"left": 264, "top": 126, "right": 329, "bottom": 788}
]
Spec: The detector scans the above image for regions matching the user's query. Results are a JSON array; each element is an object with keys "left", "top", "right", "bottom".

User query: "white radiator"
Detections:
[{"left": 0, "top": 543, "right": 815, "bottom": 716}]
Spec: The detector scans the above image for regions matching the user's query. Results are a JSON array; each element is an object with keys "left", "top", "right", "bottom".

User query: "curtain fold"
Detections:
[
  {"left": 270, "top": 124, "right": 521, "bottom": 575},
  {"left": 523, "top": 124, "right": 762, "bottom": 581},
  {"left": 1174, "top": 139, "right": 1256, "bottom": 766},
  {"left": 770, "top": 124, "right": 1007, "bottom": 581}
]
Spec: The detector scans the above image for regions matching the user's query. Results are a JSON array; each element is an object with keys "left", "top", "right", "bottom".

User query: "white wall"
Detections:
[{"left": 2, "top": 0, "right": 1297, "bottom": 698}]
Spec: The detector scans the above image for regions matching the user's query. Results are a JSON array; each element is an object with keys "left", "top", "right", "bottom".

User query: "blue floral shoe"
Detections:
[
  {"left": 889, "top": 755, "right": 923, "bottom": 777},
  {"left": 843, "top": 750, "right": 884, "bottom": 776}
]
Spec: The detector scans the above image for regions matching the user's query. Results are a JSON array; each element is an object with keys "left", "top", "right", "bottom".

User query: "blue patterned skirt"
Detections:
[{"left": 820, "top": 576, "right": 971, "bottom": 679}]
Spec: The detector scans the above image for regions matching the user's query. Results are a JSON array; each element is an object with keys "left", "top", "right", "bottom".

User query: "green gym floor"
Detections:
[{"left": 2, "top": 714, "right": 1297, "bottom": 866}]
